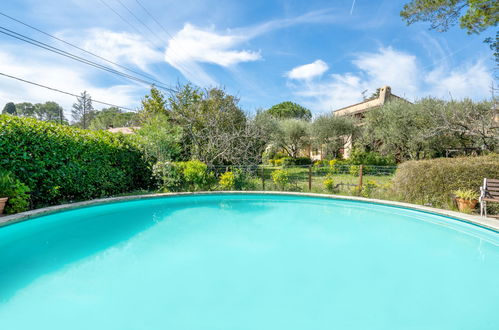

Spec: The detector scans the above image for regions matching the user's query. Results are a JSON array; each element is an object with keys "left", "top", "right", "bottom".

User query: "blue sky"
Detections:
[{"left": 0, "top": 0, "right": 496, "bottom": 118}]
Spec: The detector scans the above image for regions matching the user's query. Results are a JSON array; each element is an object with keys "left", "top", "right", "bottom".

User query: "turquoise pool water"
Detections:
[{"left": 0, "top": 194, "right": 498, "bottom": 329}]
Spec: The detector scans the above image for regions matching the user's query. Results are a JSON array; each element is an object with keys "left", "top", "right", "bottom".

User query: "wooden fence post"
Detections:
[
  {"left": 261, "top": 167, "right": 265, "bottom": 190},
  {"left": 359, "top": 165, "right": 364, "bottom": 190},
  {"left": 308, "top": 165, "right": 312, "bottom": 191}
]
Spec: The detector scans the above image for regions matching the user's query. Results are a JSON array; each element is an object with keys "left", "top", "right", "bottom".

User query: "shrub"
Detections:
[
  {"left": 152, "top": 162, "right": 184, "bottom": 192},
  {"left": 348, "top": 149, "right": 396, "bottom": 166},
  {"left": 272, "top": 169, "right": 291, "bottom": 190},
  {"left": 219, "top": 171, "right": 236, "bottom": 190},
  {"left": 323, "top": 174, "right": 336, "bottom": 193},
  {"left": 281, "top": 157, "right": 312, "bottom": 166},
  {"left": 392, "top": 155, "right": 499, "bottom": 209},
  {"left": 0, "top": 115, "right": 151, "bottom": 208},
  {"left": 453, "top": 189, "right": 479, "bottom": 200},
  {"left": 349, "top": 165, "right": 360, "bottom": 176},
  {"left": 218, "top": 169, "right": 256, "bottom": 191},
  {"left": 153, "top": 160, "right": 215, "bottom": 192},
  {"left": 274, "top": 158, "right": 284, "bottom": 167},
  {"left": 362, "top": 180, "right": 379, "bottom": 198},
  {"left": 0, "top": 169, "right": 30, "bottom": 214}
]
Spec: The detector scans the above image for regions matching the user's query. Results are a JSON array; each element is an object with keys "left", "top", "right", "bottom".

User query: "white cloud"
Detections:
[
  {"left": 286, "top": 47, "right": 494, "bottom": 112},
  {"left": 287, "top": 60, "right": 329, "bottom": 80},
  {"left": 60, "top": 28, "right": 163, "bottom": 72},
  {"left": 165, "top": 10, "right": 339, "bottom": 86},
  {"left": 165, "top": 23, "right": 261, "bottom": 86}
]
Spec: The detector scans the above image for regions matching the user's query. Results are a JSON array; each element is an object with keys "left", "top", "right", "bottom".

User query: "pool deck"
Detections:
[{"left": 1, "top": 191, "right": 498, "bottom": 232}]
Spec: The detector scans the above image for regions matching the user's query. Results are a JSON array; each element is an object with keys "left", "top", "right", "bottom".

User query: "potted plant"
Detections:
[
  {"left": 453, "top": 189, "right": 479, "bottom": 212},
  {"left": 0, "top": 170, "right": 13, "bottom": 215}
]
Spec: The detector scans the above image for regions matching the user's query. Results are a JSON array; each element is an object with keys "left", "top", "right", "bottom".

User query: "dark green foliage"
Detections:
[
  {"left": 392, "top": 154, "right": 499, "bottom": 208},
  {"left": 2, "top": 102, "right": 16, "bottom": 115},
  {"left": 348, "top": 149, "right": 396, "bottom": 166},
  {"left": 0, "top": 169, "right": 30, "bottom": 214},
  {"left": 311, "top": 113, "right": 358, "bottom": 159},
  {"left": 265, "top": 102, "right": 312, "bottom": 121},
  {"left": 89, "top": 107, "right": 139, "bottom": 130},
  {"left": 152, "top": 160, "right": 215, "bottom": 192},
  {"left": 400, "top": 0, "right": 499, "bottom": 64},
  {"left": 218, "top": 169, "right": 256, "bottom": 191},
  {"left": 0, "top": 115, "right": 151, "bottom": 208},
  {"left": 281, "top": 157, "right": 312, "bottom": 166}
]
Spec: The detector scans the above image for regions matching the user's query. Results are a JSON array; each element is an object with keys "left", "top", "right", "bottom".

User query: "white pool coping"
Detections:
[{"left": 1, "top": 191, "right": 498, "bottom": 232}]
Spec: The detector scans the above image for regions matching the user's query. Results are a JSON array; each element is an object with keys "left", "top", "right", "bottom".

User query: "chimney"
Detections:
[{"left": 379, "top": 86, "right": 391, "bottom": 105}]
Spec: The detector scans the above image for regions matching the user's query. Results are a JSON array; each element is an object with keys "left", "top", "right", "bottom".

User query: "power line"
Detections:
[
  {"left": 116, "top": 0, "right": 165, "bottom": 47},
  {"left": 0, "top": 10, "right": 177, "bottom": 90},
  {"left": 0, "top": 26, "right": 175, "bottom": 92},
  {"left": 101, "top": 0, "right": 198, "bottom": 80},
  {"left": 0, "top": 71, "right": 137, "bottom": 111},
  {"left": 133, "top": 0, "right": 177, "bottom": 42},
  {"left": 98, "top": 0, "right": 161, "bottom": 50}
]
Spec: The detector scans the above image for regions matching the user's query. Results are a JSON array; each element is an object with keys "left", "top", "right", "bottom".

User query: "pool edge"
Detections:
[{"left": 1, "top": 191, "right": 498, "bottom": 232}]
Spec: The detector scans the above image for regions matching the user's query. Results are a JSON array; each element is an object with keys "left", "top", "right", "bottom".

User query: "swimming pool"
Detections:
[{"left": 0, "top": 193, "right": 498, "bottom": 329}]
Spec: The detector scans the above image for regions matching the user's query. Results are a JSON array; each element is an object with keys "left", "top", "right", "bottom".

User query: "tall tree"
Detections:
[
  {"left": 169, "top": 84, "right": 265, "bottom": 165},
  {"left": 265, "top": 102, "right": 313, "bottom": 121},
  {"left": 35, "top": 101, "right": 67, "bottom": 124},
  {"left": 311, "top": 114, "right": 359, "bottom": 159},
  {"left": 140, "top": 86, "right": 168, "bottom": 120},
  {"left": 89, "top": 107, "right": 139, "bottom": 130},
  {"left": 271, "top": 119, "right": 311, "bottom": 159},
  {"left": 401, "top": 0, "right": 499, "bottom": 65},
  {"left": 72, "top": 91, "right": 94, "bottom": 129},
  {"left": 14, "top": 102, "right": 35, "bottom": 116},
  {"left": 2, "top": 102, "right": 16, "bottom": 115}
]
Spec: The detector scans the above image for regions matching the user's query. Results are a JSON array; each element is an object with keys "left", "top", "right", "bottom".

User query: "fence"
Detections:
[{"left": 208, "top": 164, "right": 398, "bottom": 195}]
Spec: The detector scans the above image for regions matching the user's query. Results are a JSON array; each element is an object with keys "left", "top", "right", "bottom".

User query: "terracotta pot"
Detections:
[
  {"left": 455, "top": 197, "right": 478, "bottom": 212},
  {"left": 0, "top": 197, "right": 8, "bottom": 215}
]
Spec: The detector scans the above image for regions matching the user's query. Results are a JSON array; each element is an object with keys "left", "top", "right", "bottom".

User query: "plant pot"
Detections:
[
  {"left": 455, "top": 197, "right": 478, "bottom": 212},
  {"left": 0, "top": 197, "right": 8, "bottom": 215}
]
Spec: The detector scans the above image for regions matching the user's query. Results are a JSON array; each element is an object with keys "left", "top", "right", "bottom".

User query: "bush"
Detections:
[
  {"left": 219, "top": 171, "right": 236, "bottom": 190},
  {"left": 272, "top": 169, "right": 291, "bottom": 190},
  {"left": 152, "top": 162, "right": 184, "bottom": 192},
  {"left": 0, "top": 115, "right": 151, "bottom": 208},
  {"left": 281, "top": 157, "right": 312, "bottom": 166},
  {"left": 323, "top": 174, "right": 336, "bottom": 193},
  {"left": 349, "top": 165, "right": 360, "bottom": 176},
  {"left": 348, "top": 149, "right": 396, "bottom": 166},
  {"left": 218, "top": 169, "right": 256, "bottom": 191},
  {"left": 153, "top": 160, "right": 215, "bottom": 192},
  {"left": 0, "top": 169, "right": 30, "bottom": 214},
  {"left": 392, "top": 155, "right": 499, "bottom": 209}
]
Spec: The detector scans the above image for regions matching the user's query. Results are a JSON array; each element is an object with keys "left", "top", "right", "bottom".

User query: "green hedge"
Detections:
[
  {"left": 0, "top": 115, "right": 152, "bottom": 208},
  {"left": 392, "top": 155, "right": 499, "bottom": 208}
]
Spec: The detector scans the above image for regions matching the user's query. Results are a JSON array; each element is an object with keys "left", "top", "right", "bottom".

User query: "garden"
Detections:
[{"left": 0, "top": 84, "right": 498, "bottom": 216}]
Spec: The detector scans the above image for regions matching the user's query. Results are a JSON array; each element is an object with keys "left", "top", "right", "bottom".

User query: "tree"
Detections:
[
  {"left": 72, "top": 91, "right": 94, "bottom": 129},
  {"left": 360, "top": 99, "right": 442, "bottom": 161},
  {"left": 401, "top": 0, "right": 499, "bottom": 64},
  {"left": 35, "top": 101, "right": 67, "bottom": 124},
  {"left": 14, "top": 102, "right": 35, "bottom": 116},
  {"left": 265, "top": 101, "right": 312, "bottom": 121},
  {"left": 141, "top": 86, "right": 168, "bottom": 120},
  {"left": 168, "top": 84, "right": 266, "bottom": 165},
  {"left": 137, "top": 114, "right": 183, "bottom": 162},
  {"left": 89, "top": 107, "right": 139, "bottom": 130},
  {"left": 271, "top": 119, "right": 310, "bottom": 159},
  {"left": 311, "top": 114, "right": 359, "bottom": 158},
  {"left": 2, "top": 102, "right": 16, "bottom": 115},
  {"left": 425, "top": 98, "right": 499, "bottom": 152}
]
